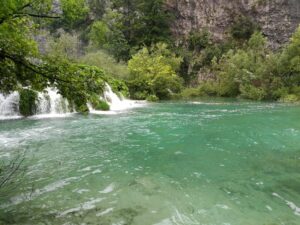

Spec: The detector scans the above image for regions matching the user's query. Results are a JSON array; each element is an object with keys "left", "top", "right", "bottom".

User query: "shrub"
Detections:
[
  {"left": 280, "top": 94, "right": 299, "bottom": 103},
  {"left": 146, "top": 95, "right": 159, "bottom": 102},
  {"left": 188, "top": 29, "right": 212, "bottom": 51},
  {"left": 128, "top": 43, "right": 183, "bottom": 100},
  {"left": 240, "top": 85, "right": 267, "bottom": 100},
  {"left": 78, "top": 51, "right": 129, "bottom": 80},
  {"left": 95, "top": 100, "right": 110, "bottom": 111},
  {"left": 230, "top": 16, "right": 258, "bottom": 40},
  {"left": 180, "top": 88, "right": 201, "bottom": 98}
]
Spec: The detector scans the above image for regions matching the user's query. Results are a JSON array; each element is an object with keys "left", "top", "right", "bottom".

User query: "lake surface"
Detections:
[{"left": 0, "top": 100, "right": 299, "bottom": 225}]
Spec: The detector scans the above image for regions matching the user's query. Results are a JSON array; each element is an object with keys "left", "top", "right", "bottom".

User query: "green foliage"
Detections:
[
  {"left": 278, "top": 26, "right": 300, "bottom": 86},
  {"left": 212, "top": 32, "right": 280, "bottom": 100},
  {"left": 178, "top": 30, "right": 233, "bottom": 85},
  {"left": 136, "top": 0, "right": 173, "bottom": 46},
  {"left": 19, "top": 89, "right": 38, "bottom": 116},
  {"left": 88, "top": 21, "right": 109, "bottom": 48},
  {"left": 78, "top": 50, "right": 129, "bottom": 79},
  {"left": 95, "top": 100, "right": 110, "bottom": 111},
  {"left": 188, "top": 30, "right": 212, "bottom": 51},
  {"left": 146, "top": 95, "right": 159, "bottom": 102},
  {"left": 180, "top": 88, "right": 202, "bottom": 98},
  {"left": 103, "top": 0, "right": 173, "bottom": 60},
  {"left": 89, "top": 94, "right": 110, "bottom": 111},
  {"left": 45, "top": 30, "right": 80, "bottom": 61},
  {"left": 0, "top": 0, "right": 131, "bottom": 115},
  {"left": 128, "top": 43, "right": 183, "bottom": 100},
  {"left": 280, "top": 94, "right": 299, "bottom": 103},
  {"left": 60, "top": 0, "right": 89, "bottom": 28},
  {"left": 230, "top": 16, "right": 258, "bottom": 40}
]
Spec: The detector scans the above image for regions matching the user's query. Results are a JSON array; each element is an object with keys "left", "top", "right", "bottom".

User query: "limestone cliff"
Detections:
[{"left": 166, "top": 0, "right": 300, "bottom": 48}]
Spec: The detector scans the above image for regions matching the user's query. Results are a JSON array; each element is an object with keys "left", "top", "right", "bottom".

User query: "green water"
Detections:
[{"left": 0, "top": 100, "right": 300, "bottom": 225}]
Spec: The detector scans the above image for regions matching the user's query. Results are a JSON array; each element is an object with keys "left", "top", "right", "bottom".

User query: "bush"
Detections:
[
  {"left": 230, "top": 16, "right": 258, "bottom": 40},
  {"left": 180, "top": 88, "right": 202, "bottom": 98},
  {"left": 188, "top": 30, "right": 212, "bottom": 51},
  {"left": 240, "top": 85, "right": 267, "bottom": 100},
  {"left": 19, "top": 89, "right": 38, "bottom": 117},
  {"left": 89, "top": 94, "right": 110, "bottom": 111},
  {"left": 128, "top": 43, "right": 183, "bottom": 100},
  {"left": 280, "top": 94, "right": 299, "bottom": 103},
  {"left": 146, "top": 95, "right": 159, "bottom": 102},
  {"left": 95, "top": 100, "right": 110, "bottom": 111},
  {"left": 78, "top": 51, "right": 129, "bottom": 80}
]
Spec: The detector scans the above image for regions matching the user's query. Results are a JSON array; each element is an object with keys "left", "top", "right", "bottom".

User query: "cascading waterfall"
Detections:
[
  {"left": 88, "top": 83, "right": 143, "bottom": 114},
  {"left": 0, "top": 92, "right": 20, "bottom": 119},
  {"left": 37, "top": 88, "right": 71, "bottom": 116},
  {"left": 0, "top": 88, "right": 71, "bottom": 119},
  {"left": 103, "top": 84, "right": 138, "bottom": 111},
  {"left": 0, "top": 84, "right": 144, "bottom": 119}
]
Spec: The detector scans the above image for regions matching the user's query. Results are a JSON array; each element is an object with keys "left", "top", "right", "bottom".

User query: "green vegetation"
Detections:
[
  {"left": 1, "top": 0, "right": 300, "bottom": 116},
  {"left": 179, "top": 26, "right": 300, "bottom": 102},
  {"left": 127, "top": 43, "right": 183, "bottom": 100},
  {"left": 0, "top": 0, "right": 128, "bottom": 114},
  {"left": 19, "top": 89, "right": 38, "bottom": 117}
]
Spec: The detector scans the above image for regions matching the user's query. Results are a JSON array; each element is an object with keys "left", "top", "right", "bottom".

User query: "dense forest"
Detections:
[{"left": 1, "top": 0, "right": 300, "bottom": 117}]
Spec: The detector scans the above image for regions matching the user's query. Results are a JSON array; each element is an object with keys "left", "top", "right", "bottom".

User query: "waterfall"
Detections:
[
  {"left": 89, "top": 83, "right": 144, "bottom": 114},
  {"left": 0, "top": 92, "right": 21, "bottom": 119},
  {"left": 0, "top": 88, "right": 72, "bottom": 119},
  {"left": 36, "top": 88, "right": 71, "bottom": 116},
  {"left": 0, "top": 84, "right": 144, "bottom": 119}
]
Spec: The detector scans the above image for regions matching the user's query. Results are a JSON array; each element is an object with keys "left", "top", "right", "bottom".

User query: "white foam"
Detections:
[
  {"left": 99, "top": 183, "right": 115, "bottom": 194},
  {"left": 73, "top": 189, "right": 90, "bottom": 194},
  {"left": 96, "top": 207, "right": 114, "bottom": 217},
  {"left": 272, "top": 192, "right": 300, "bottom": 216},
  {"left": 58, "top": 197, "right": 105, "bottom": 217},
  {"left": 92, "top": 169, "right": 102, "bottom": 174},
  {"left": 153, "top": 218, "right": 173, "bottom": 225},
  {"left": 89, "top": 83, "right": 146, "bottom": 115},
  {"left": 78, "top": 166, "right": 92, "bottom": 172},
  {"left": 216, "top": 204, "right": 230, "bottom": 210}
]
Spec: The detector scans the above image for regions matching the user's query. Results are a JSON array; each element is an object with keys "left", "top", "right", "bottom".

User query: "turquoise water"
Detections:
[{"left": 0, "top": 100, "right": 299, "bottom": 225}]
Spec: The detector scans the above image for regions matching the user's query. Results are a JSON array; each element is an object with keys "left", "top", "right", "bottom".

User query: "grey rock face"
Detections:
[{"left": 166, "top": 0, "right": 300, "bottom": 48}]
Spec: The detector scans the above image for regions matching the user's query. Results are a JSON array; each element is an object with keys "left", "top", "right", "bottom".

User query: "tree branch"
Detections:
[
  {"left": 13, "top": 13, "right": 61, "bottom": 19},
  {"left": 0, "top": 50, "right": 70, "bottom": 84}
]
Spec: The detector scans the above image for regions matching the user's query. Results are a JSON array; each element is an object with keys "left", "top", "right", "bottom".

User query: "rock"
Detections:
[{"left": 166, "top": 0, "right": 300, "bottom": 49}]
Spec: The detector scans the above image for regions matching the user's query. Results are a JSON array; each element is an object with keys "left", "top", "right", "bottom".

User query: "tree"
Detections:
[
  {"left": 127, "top": 43, "right": 183, "bottom": 100},
  {"left": 230, "top": 15, "right": 258, "bottom": 41},
  {"left": 60, "top": 0, "right": 89, "bottom": 29},
  {"left": 213, "top": 32, "right": 282, "bottom": 100},
  {"left": 136, "top": 0, "right": 172, "bottom": 46},
  {"left": 0, "top": 0, "right": 127, "bottom": 113}
]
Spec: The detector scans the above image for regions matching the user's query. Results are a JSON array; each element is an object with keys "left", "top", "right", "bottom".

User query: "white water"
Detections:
[
  {"left": 0, "top": 88, "right": 72, "bottom": 120},
  {"left": 0, "top": 92, "right": 21, "bottom": 120},
  {"left": 0, "top": 84, "right": 145, "bottom": 119},
  {"left": 34, "top": 87, "right": 72, "bottom": 118},
  {"left": 89, "top": 83, "right": 145, "bottom": 115}
]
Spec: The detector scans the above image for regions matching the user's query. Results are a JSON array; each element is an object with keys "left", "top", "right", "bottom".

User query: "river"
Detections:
[{"left": 0, "top": 99, "right": 299, "bottom": 225}]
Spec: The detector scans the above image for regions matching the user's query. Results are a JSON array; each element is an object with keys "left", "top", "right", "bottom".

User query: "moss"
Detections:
[
  {"left": 89, "top": 94, "right": 110, "bottom": 111},
  {"left": 76, "top": 104, "right": 89, "bottom": 114},
  {"left": 94, "top": 100, "right": 110, "bottom": 111},
  {"left": 19, "top": 89, "right": 38, "bottom": 117}
]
